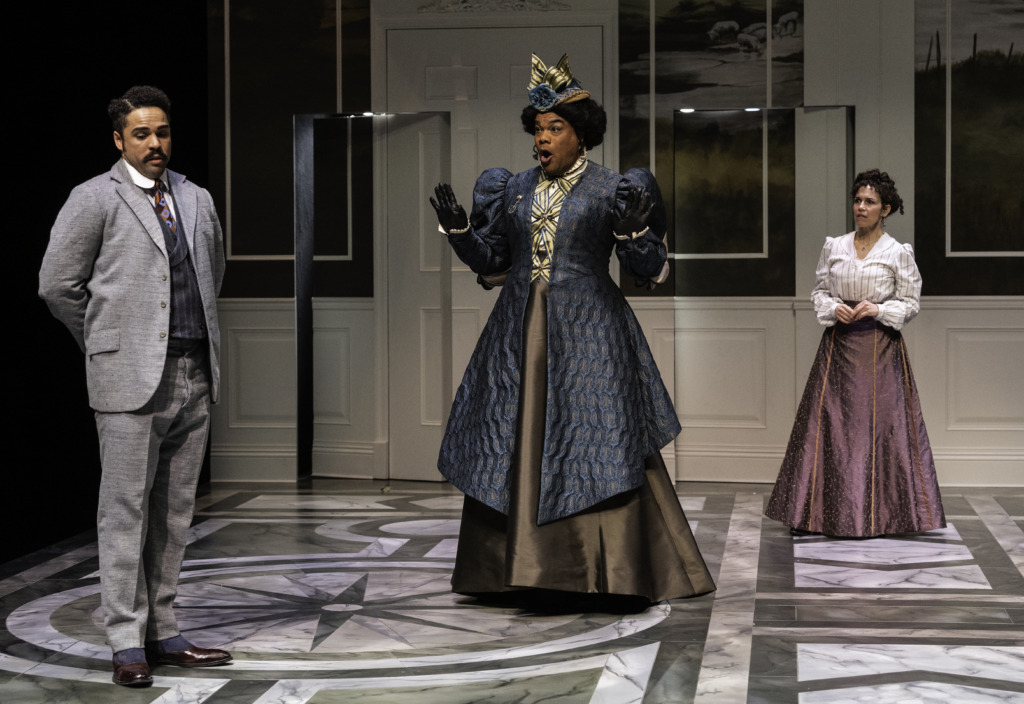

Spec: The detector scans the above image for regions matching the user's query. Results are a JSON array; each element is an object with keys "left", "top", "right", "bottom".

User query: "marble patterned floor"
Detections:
[{"left": 1, "top": 481, "right": 1022, "bottom": 703}]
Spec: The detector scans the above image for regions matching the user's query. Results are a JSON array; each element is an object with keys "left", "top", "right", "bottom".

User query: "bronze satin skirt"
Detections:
[
  {"left": 765, "top": 317, "right": 946, "bottom": 537},
  {"left": 451, "top": 279, "right": 715, "bottom": 602}
]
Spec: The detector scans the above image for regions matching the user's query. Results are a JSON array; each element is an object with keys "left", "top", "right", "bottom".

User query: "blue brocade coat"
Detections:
[{"left": 438, "top": 163, "right": 681, "bottom": 525}]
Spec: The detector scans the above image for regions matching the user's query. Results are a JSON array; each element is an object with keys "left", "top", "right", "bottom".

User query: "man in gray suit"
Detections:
[{"left": 39, "top": 86, "right": 230, "bottom": 687}]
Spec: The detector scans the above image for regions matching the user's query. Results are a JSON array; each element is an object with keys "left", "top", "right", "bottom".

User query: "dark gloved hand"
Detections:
[
  {"left": 430, "top": 183, "right": 469, "bottom": 234},
  {"left": 613, "top": 186, "right": 653, "bottom": 240}
]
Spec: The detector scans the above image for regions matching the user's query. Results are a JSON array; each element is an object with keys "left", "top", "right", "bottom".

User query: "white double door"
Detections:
[{"left": 384, "top": 26, "right": 604, "bottom": 480}]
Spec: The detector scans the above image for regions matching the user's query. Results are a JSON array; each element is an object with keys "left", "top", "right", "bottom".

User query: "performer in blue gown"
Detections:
[{"left": 430, "top": 54, "right": 714, "bottom": 606}]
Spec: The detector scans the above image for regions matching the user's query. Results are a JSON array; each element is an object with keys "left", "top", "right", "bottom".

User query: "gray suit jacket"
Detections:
[{"left": 40, "top": 160, "right": 225, "bottom": 412}]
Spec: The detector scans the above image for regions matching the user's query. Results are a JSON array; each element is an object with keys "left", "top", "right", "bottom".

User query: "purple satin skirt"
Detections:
[{"left": 765, "top": 318, "right": 946, "bottom": 537}]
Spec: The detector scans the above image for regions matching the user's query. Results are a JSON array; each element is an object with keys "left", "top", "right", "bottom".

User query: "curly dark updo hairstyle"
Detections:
[
  {"left": 520, "top": 97, "right": 608, "bottom": 150},
  {"left": 851, "top": 169, "right": 904, "bottom": 216}
]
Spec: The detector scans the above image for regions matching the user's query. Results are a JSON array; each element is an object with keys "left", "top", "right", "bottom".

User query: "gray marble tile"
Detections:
[
  {"left": 0, "top": 653, "right": 230, "bottom": 703},
  {"left": 745, "top": 676, "right": 799, "bottom": 704},
  {"left": 225, "top": 606, "right": 672, "bottom": 671},
  {"left": 794, "top": 563, "right": 991, "bottom": 589},
  {"left": 794, "top": 539, "right": 974, "bottom": 565},
  {"left": 5, "top": 583, "right": 110, "bottom": 659},
  {"left": 590, "top": 641, "right": 660, "bottom": 703},
  {"left": 791, "top": 604, "right": 1014, "bottom": 624},
  {"left": 757, "top": 592, "right": 1024, "bottom": 603},
  {"left": 747, "top": 635, "right": 798, "bottom": 678},
  {"left": 180, "top": 540, "right": 409, "bottom": 566},
  {"left": 754, "top": 604, "right": 797, "bottom": 623},
  {"left": 693, "top": 611, "right": 754, "bottom": 702},
  {"left": 378, "top": 519, "right": 461, "bottom": 537},
  {"left": 313, "top": 519, "right": 384, "bottom": 543},
  {"left": 237, "top": 496, "right": 409, "bottom": 511},
  {"left": 797, "top": 643, "right": 1024, "bottom": 682},
  {"left": 243, "top": 644, "right": 659, "bottom": 703},
  {"left": 409, "top": 496, "right": 463, "bottom": 511},
  {"left": 800, "top": 682, "right": 1024, "bottom": 704},
  {"left": 187, "top": 519, "right": 232, "bottom": 546},
  {"left": 423, "top": 539, "right": 458, "bottom": 559},
  {"left": 693, "top": 493, "right": 764, "bottom": 703},
  {"left": 135, "top": 524, "right": 352, "bottom": 565},
  {"left": 995, "top": 494, "right": 1024, "bottom": 518},
  {"left": 641, "top": 642, "right": 704, "bottom": 703},
  {"left": 967, "top": 495, "right": 1024, "bottom": 578},
  {"left": 912, "top": 523, "right": 965, "bottom": 541},
  {"left": 756, "top": 626, "right": 1024, "bottom": 641},
  {"left": 249, "top": 670, "right": 598, "bottom": 704},
  {"left": 686, "top": 517, "right": 730, "bottom": 583},
  {"left": 0, "top": 545, "right": 98, "bottom": 599},
  {"left": 789, "top": 524, "right": 963, "bottom": 542},
  {"left": 172, "top": 560, "right": 455, "bottom": 582},
  {"left": 679, "top": 497, "right": 706, "bottom": 512},
  {"left": 939, "top": 495, "right": 979, "bottom": 516},
  {"left": 0, "top": 675, "right": 166, "bottom": 704}
]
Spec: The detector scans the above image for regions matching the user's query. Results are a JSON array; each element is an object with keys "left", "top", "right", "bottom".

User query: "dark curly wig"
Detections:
[
  {"left": 521, "top": 97, "right": 607, "bottom": 150},
  {"left": 108, "top": 86, "right": 171, "bottom": 133},
  {"left": 851, "top": 169, "right": 904, "bottom": 216}
]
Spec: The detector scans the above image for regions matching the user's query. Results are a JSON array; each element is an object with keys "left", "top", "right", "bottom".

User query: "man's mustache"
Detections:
[{"left": 145, "top": 151, "right": 167, "bottom": 161}]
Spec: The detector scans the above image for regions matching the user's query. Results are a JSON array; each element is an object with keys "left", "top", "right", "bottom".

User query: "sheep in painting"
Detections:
[
  {"left": 773, "top": 11, "right": 799, "bottom": 38},
  {"left": 707, "top": 20, "right": 740, "bottom": 42},
  {"left": 737, "top": 32, "right": 763, "bottom": 53}
]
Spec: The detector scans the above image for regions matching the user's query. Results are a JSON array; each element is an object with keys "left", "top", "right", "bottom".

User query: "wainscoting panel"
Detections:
[
  {"left": 312, "top": 300, "right": 383, "bottom": 479},
  {"left": 905, "top": 298, "right": 1024, "bottom": 486},
  {"left": 211, "top": 299, "right": 384, "bottom": 481},
  {"left": 670, "top": 300, "right": 797, "bottom": 483},
  {"left": 213, "top": 297, "right": 1022, "bottom": 486},
  {"left": 945, "top": 328, "right": 1024, "bottom": 431},
  {"left": 212, "top": 300, "right": 298, "bottom": 481},
  {"left": 634, "top": 297, "right": 1024, "bottom": 486}
]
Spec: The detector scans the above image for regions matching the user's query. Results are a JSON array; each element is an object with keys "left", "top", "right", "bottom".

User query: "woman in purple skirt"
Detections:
[{"left": 765, "top": 170, "right": 946, "bottom": 537}]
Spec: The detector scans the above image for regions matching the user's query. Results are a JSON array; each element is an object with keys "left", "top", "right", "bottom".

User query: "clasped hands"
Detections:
[
  {"left": 430, "top": 183, "right": 468, "bottom": 233},
  {"left": 835, "top": 301, "right": 879, "bottom": 324}
]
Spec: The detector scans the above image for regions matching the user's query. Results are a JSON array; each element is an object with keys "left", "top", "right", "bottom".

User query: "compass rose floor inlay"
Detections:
[{"left": 1, "top": 480, "right": 1022, "bottom": 703}]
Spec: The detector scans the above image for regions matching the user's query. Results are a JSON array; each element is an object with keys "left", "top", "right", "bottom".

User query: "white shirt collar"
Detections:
[{"left": 122, "top": 158, "right": 169, "bottom": 191}]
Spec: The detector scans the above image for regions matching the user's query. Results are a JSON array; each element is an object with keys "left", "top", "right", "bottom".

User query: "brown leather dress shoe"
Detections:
[
  {"left": 149, "top": 645, "right": 232, "bottom": 668},
  {"left": 112, "top": 660, "right": 153, "bottom": 686}
]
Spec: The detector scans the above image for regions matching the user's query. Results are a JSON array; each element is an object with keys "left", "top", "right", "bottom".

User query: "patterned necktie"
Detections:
[{"left": 152, "top": 181, "right": 178, "bottom": 235}]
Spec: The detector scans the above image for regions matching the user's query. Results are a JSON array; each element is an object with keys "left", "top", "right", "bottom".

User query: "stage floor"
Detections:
[{"left": 1, "top": 480, "right": 1021, "bottom": 703}]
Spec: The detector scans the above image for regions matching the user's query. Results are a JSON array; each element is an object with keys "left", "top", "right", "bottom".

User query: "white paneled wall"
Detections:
[
  {"left": 214, "top": 296, "right": 1022, "bottom": 485},
  {"left": 211, "top": 299, "right": 384, "bottom": 482},
  {"left": 904, "top": 298, "right": 1024, "bottom": 485},
  {"left": 311, "top": 300, "right": 386, "bottom": 479},
  {"left": 631, "top": 297, "right": 1024, "bottom": 486},
  {"left": 211, "top": 300, "right": 297, "bottom": 481}
]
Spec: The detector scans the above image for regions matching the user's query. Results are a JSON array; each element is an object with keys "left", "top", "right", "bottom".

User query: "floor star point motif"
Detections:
[{"left": 1, "top": 482, "right": 1022, "bottom": 703}]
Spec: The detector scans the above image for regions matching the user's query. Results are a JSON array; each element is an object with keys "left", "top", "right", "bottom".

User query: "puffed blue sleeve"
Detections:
[
  {"left": 614, "top": 168, "right": 669, "bottom": 280},
  {"left": 446, "top": 168, "right": 513, "bottom": 276}
]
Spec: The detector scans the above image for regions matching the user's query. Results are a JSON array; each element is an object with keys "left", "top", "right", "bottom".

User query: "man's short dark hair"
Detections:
[{"left": 108, "top": 86, "right": 171, "bottom": 133}]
